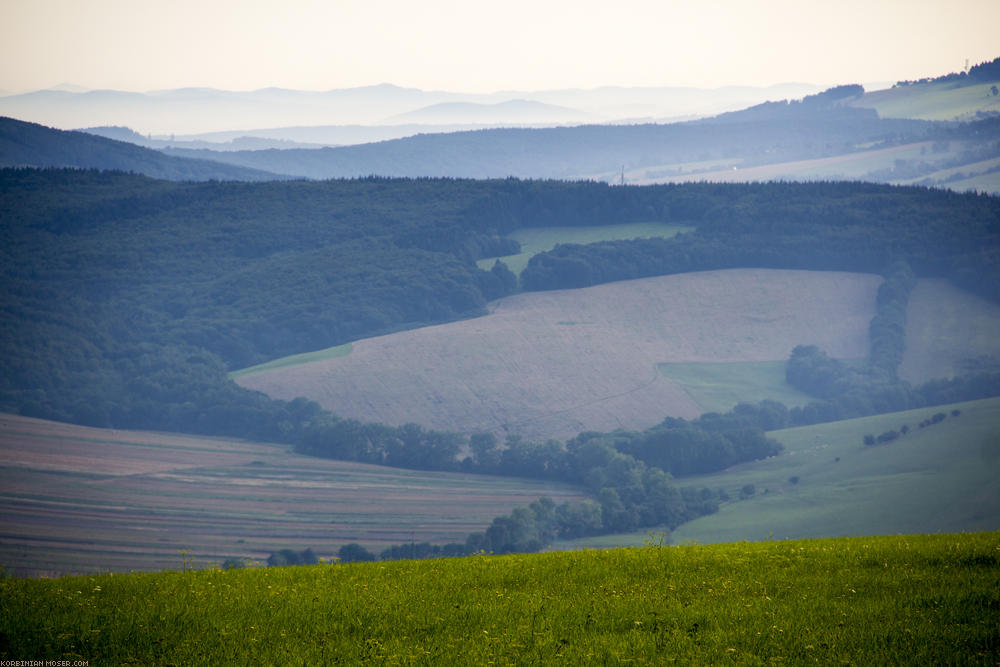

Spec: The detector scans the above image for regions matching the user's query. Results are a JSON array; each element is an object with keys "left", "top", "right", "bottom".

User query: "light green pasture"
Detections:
[
  {"left": 658, "top": 360, "right": 818, "bottom": 413},
  {"left": 229, "top": 342, "right": 352, "bottom": 378},
  {"left": 477, "top": 222, "right": 692, "bottom": 276},
  {"left": 853, "top": 81, "right": 1000, "bottom": 120}
]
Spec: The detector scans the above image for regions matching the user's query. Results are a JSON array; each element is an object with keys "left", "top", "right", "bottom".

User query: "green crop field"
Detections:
[
  {"left": 476, "top": 222, "right": 692, "bottom": 276},
  {"left": 658, "top": 360, "right": 821, "bottom": 413},
  {"left": 2, "top": 533, "right": 997, "bottom": 664}
]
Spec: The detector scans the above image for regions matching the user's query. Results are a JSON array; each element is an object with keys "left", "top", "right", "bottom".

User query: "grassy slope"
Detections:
[
  {"left": 563, "top": 397, "right": 1000, "bottom": 549},
  {"left": 2, "top": 533, "right": 997, "bottom": 664},
  {"left": 851, "top": 81, "right": 1000, "bottom": 121},
  {"left": 229, "top": 343, "right": 352, "bottom": 378},
  {"left": 641, "top": 140, "right": 1000, "bottom": 195},
  {"left": 475, "top": 221, "right": 692, "bottom": 276},
  {"left": 0, "top": 414, "right": 585, "bottom": 576}
]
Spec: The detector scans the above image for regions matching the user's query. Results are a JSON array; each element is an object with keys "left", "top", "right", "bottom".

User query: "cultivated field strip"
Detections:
[
  {"left": 0, "top": 414, "right": 585, "bottom": 576},
  {"left": 237, "top": 268, "right": 881, "bottom": 441},
  {"left": 899, "top": 278, "right": 1000, "bottom": 383}
]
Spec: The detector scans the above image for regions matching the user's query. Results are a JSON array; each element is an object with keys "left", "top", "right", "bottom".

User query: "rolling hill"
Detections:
[
  {"left": 235, "top": 269, "right": 882, "bottom": 441},
  {"left": 0, "top": 116, "right": 287, "bottom": 181},
  {"left": 554, "top": 396, "right": 1000, "bottom": 549},
  {"left": 672, "top": 395, "right": 1000, "bottom": 543},
  {"left": 160, "top": 104, "right": 934, "bottom": 180}
]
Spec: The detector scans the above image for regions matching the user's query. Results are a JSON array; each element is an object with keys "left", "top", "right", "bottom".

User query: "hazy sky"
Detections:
[{"left": 2, "top": 0, "right": 998, "bottom": 94}]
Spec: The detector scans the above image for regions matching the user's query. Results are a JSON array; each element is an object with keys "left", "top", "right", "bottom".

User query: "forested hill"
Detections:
[
  {"left": 520, "top": 180, "right": 1000, "bottom": 303},
  {"left": 2, "top": 169, "right": 999, "bottom": 444},
  {"left": 0, "top": 116, "right": 287, "bottom": 181},
  {"left": 161, "top": 105, "right": 935, "bottom": 180}
]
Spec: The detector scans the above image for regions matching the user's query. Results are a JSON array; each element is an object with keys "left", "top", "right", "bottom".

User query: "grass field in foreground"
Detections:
[
  {"left": 658, "top": 360, "right": 820, "bottom": 413},
  {"left": 476, "top": 222, "right": 692, "bottom": 276},
  {"left": 2, "top": 533, "right": 997, "bottom": 664}
]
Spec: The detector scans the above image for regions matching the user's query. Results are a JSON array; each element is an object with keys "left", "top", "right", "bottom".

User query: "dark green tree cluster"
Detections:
[
  {"left": 894, "top": 56, "right": 1000, "bottom": 87},
  {"left": 519, "top": 182, "right": 1000, "bottom": 304},
  {"left": 266, "top": 548, "right": 318, "bottom": 567}
]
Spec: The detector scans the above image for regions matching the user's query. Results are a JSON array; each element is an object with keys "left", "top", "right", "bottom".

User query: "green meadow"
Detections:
[
  {"left": 477, "top": 222, "right": 692, "bottom": 276},
  {"left": 658, "top": 360, "right": 819, "bottom": 413},
  {"left": 853, "top": 81, "right": 1000, "bottom": 121},
  {"left": 230, "top": 342, "right": 352, "bottom": 378},
  {"left": 2, "top": 533, "right": 997, "bottom": 664}
]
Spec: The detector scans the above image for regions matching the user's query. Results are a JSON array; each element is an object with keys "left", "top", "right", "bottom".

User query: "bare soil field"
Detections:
[
  {"left": 0, "top": 414, "right": 585, "bottom": 576},
  {"left": 237, "top": 269, "right": 882, "bottom": 441},
  {"left": 900, "top": 278, "right": 1000, "bottom": 383}
]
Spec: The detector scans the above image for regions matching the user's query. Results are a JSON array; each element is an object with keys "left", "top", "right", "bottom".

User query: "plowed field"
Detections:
[
  {"left": 0, "top": 414, "right": 585, "bottom": 576},
  {"left": 237, "top": 269, "right": 882, "bottom": 441}
]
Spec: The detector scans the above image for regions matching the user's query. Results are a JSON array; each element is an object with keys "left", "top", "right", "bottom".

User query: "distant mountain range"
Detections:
[
  {"left": 0, "top": 82, "right": 825, "bottom": 135},
  {"left": 4, "top": 77, "right": 998, "bottom": 190},
  {"left": 382, "top": 99, "right": 594, "bottom": 125}
]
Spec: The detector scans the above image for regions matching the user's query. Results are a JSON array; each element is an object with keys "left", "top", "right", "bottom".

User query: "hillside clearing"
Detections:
[
  {"left": 475, "top": 221, "right": 692, "bottom": 276},
  {"left": 0, "top": 414, "right": 585, "bottom": 576},
  {"left": 236, "top": 269, "right": 881, "bottom": 441},
  {"left": 658, "top": 360, "right": 820, "bottom": 413}
]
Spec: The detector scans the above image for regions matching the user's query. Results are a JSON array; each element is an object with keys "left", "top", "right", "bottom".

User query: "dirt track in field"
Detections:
[{"left": 238, "top": 269, "right": 882, "bottom": 441}]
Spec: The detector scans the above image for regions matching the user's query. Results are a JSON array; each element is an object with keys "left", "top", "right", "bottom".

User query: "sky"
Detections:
[{"left": 1, "top": 0, "right": 998, "bottom": 94}]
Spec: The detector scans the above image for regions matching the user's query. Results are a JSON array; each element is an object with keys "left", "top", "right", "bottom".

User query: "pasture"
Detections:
[
  {"left": 476, "top": 221, "right": 691, "bottom": 276},
  {"left": 230, "top": 342, "right": 352, "bottom": 378},
  {"left": 850, "top": 80, "right": 1000, "bottom": 121},
  {"left": 0, "top": 414, "right": 585, "bottom": 576},
  {"left": 658, "top": 360, "right": 818, "bottom": 413},
  {"left": 559, "top": 396, "right": 1000, "bottom": 549},
  {"left": 2, "top": 533, "right": 997, "bottom": 664},
  {"left": 236, "top": 269, "right": 880, "bottom": 441}
]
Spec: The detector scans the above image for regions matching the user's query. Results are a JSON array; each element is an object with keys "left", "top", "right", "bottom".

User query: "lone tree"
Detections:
[{"left": 338, "top": 543, "right": 377, "bottom": 563}]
